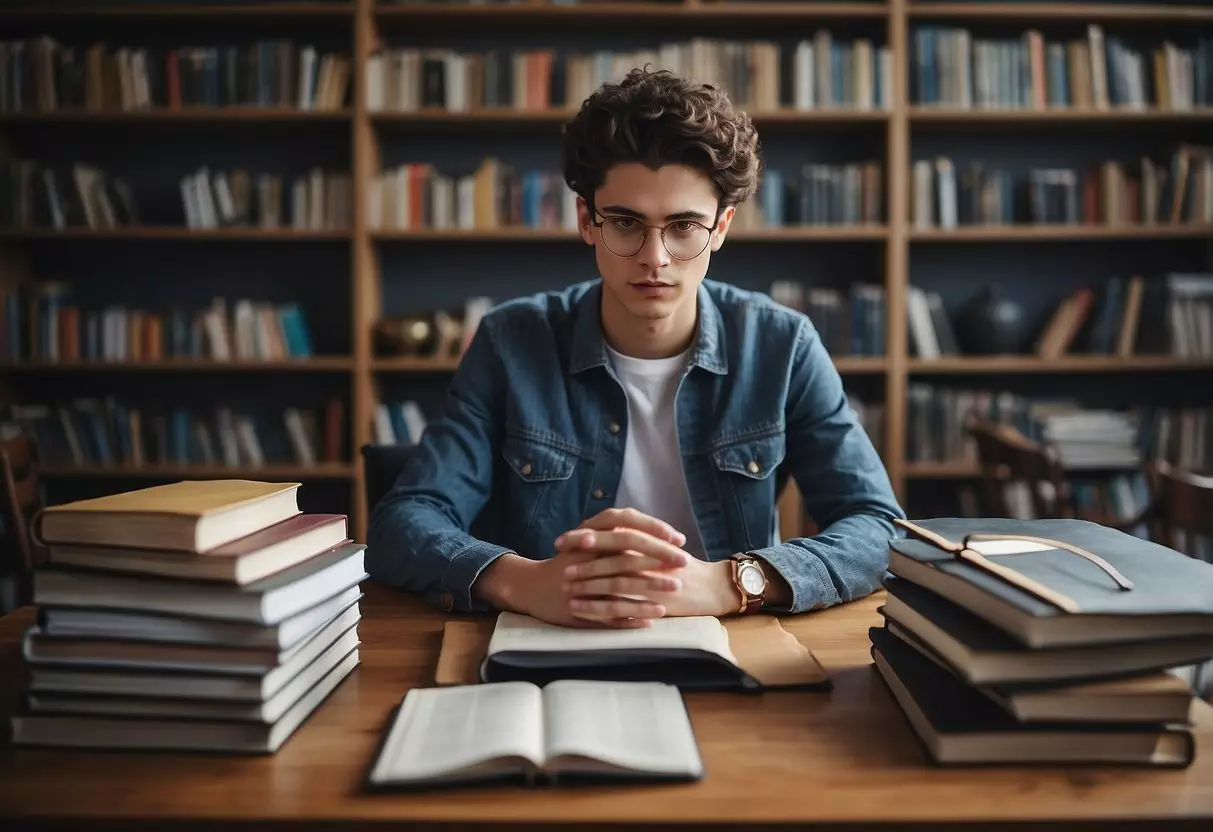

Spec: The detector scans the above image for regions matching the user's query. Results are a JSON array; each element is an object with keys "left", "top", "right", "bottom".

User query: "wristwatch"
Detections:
[{"left": 730, "top": 554, "right": 767, "bottom": 614}]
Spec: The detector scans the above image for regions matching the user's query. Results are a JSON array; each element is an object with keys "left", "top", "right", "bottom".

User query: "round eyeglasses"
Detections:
[{"left": 590, "top": 210, "right": 716, "bottom": 260}]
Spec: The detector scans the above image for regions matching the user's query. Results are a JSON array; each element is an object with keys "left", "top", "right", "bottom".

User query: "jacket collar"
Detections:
[{"left": 569, "top": 281, "right": 728, "bottom": 376}]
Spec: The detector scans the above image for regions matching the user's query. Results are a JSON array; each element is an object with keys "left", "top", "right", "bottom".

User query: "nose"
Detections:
[{"left": 637, "top": 227, "right": 671, "bottom": 269}]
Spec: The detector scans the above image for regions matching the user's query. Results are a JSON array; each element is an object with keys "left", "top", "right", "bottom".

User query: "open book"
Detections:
[
  {"left": 480, "top": 611, "right": 759, "bottom": 690},
  {"left": 367, "top": 680, "right": 704, "bottom": 789}
]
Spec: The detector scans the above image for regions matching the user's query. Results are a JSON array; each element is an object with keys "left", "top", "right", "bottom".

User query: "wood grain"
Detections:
[{"left": 1, "top": 581, "right": 1211, "bottom": 829}]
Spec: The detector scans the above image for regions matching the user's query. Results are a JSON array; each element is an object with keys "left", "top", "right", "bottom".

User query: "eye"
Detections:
[
  {"left": 671, "top": 221, "right": 697, "bottom": 233},
  {"left": 610, "top": 217, "right": 638, "bottom": 230}
]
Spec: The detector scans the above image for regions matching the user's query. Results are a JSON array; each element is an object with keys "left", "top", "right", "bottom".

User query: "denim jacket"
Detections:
[{"left": 366, "top": 278, "right": 906, "bottom": 614}]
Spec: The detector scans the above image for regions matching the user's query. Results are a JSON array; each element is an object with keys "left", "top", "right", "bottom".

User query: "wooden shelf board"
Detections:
[
  {"left": 910, "top": 224, "right": 1213, "bottom": 242},
  {"left": 374, "top": 357, "right": 462, "bottom": 373},
  {"left": 904, "top": 461, "right": 980, "bottom": 479},
  {"left": 0, "top": 109, "right": 351, "bottom": 124},
  {"left": 910, "top": 107, "right": 1213, "bottom": 124},
  {"left": 0, "top": 3, "right": 354, "bottom": 21},
  {"left": 909, "top": 356, "right": 1213, "bottom": 374},
  {"left": 376, "top": 2, "right": 889, "bottom": 24},
  {"left": 0, "top": 358, "right": 353, "bottom": 373},
  {"left": 370, "top": 108, "right": 888, "bottom": 129},
  {"left": 0, "top": 228, "right": 350, "bottom": 241},
  {"left": 833, "top": 357, "right": 887, "bottom": 373},
  {"left": 371, "top": 226, "right": 887, "bottom": 242},
  {"left": 908, "top": 3, "right": 1213, "bottom": 22},
  {"left": 39, "top": 464, "right": 356, "bottom": 480}
]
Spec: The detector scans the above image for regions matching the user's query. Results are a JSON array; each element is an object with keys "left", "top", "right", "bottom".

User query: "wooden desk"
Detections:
[{"left": 1, "top": 581, "right": 1211, "bottom": 830}]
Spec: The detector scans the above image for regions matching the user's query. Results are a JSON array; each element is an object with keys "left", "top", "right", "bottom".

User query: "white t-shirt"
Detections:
[{"left": 607, "top": 344, "right": 707, "bottom": 559}]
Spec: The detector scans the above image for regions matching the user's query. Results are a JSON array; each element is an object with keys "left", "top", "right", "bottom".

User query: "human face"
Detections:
[{"left": 577, "top": 162, "right": 734, "bottom": 344}]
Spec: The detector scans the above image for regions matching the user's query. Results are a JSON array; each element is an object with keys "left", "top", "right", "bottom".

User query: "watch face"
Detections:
[{"left": 740, "top": 564, "right": 766, "bottom": 594}]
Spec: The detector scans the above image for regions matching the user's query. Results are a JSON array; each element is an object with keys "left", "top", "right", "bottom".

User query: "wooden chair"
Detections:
[
  {"left": 1144, "top": 459, "right": 1213, "bottom": 554},
  {"left": 1143, "top": 459, "right": 1213, "bottom": 702},
  {"left": 965, "top": 415, "right": 1145, "bottom": 530},
  {"left": 0, "top": 434, "right": 43, "bottom": 612}
]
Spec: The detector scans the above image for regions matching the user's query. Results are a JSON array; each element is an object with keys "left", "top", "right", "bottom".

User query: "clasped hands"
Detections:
[{"left": 479, "top": 507, "right": 743, "bottom": 629}]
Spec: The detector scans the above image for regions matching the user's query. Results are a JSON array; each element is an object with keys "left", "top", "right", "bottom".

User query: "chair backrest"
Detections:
[
  {"left": 1147, "top": 459, "right": 1213, "bottom": 552},
  {"left": 0, "top": 434, "right": 43, "bottom": 575},
  {"left": 966, "top": 415, "right": 1071, "bottom": 519},
  {"left": 360, "top": 443, "right": 417, "bottom": 520}
]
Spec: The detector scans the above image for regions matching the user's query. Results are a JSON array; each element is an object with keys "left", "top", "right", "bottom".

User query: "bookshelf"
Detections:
[{"left": 0, "top": 0, "right": 1210, "bottom": 544}]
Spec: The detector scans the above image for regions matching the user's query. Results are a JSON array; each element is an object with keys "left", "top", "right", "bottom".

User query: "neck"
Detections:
[{"left": 601, "top": 288, "right": 698, "bottom": 360}]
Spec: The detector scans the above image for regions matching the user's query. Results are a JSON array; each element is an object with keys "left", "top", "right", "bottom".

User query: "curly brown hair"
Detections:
[{"left": 560, "top": 68, "right": 762, "bottom": 215}]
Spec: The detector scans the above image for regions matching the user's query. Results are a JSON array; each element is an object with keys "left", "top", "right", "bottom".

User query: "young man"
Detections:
[{"left": 367, "top": 68, "right": 905, "bottom": 628}]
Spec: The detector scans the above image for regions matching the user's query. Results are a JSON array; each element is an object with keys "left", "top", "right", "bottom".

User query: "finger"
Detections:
[
  {"left": 568, "top": 597, "right": 666, "bottom": 621},
  {"left": 555, "top": 529, "right": 689, "bottom": 567},
  {"left": 573, "top": 507, "right": 686, "bottom": 546},
  {"left": 563, "top": 552, "right": 675, "bottom": 581},
  {"left": 563, "top": 572, "right": 681, "bottom": 598}
]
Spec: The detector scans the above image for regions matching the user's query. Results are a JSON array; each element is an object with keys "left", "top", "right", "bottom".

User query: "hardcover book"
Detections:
[{"left": 889, "top": 517, "right": 1213, "bottom": 649}]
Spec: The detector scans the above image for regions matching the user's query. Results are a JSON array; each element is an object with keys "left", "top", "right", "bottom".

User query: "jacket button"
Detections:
[
  {"left": 521, "top": 462, "right": 533, "bottom": 475},
  {"left": 440, "top": 591, "right": 453, "bottom": 611},
  {"left": 747, "top": 460, "right": 761, "bottom": 474},
  {"left": 607, "top": 421, "right": 620, "bottom": 434},
  {"left": 592, "top": 488, "right": 605, "bottom": 499}
]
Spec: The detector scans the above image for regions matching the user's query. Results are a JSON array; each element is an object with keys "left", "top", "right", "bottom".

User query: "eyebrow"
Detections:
[{"left": 599, "top": 205, "right": 712, "bottom": 222}]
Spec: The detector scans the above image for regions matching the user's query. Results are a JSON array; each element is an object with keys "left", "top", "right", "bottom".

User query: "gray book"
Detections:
[{"left": 888, "top": 517, "right": 1213, "bottom": 649}]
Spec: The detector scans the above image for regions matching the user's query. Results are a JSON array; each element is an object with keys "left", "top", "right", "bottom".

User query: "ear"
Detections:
[
  {"left": 576, "top": 196, "right": 596, "bottom": 247},
  {"left": 709, "top": 204, "right": 736, "bottom": 252}
]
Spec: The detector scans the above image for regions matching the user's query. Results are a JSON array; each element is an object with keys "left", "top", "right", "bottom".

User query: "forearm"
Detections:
[{"left": 749, "top": 511, "right": 898, "bottom": 614}]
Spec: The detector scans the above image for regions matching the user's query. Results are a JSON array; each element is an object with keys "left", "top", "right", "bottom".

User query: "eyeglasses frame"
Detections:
[{"left": 588, "top": 207, "right": 722, "bottom": 261}]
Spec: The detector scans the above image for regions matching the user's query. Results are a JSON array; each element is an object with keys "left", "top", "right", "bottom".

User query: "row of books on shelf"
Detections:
[
  {"left": 771, "top": 279, "right": 885, "bottom": 358},
  {"left": 905, "top": 384, "right": 1212, "bottom": 475},
  {"left": 368, "top": 158, "right": 884, "bottom": 232},
  {"left": 911, "top": 145, "right": 1213, "bottom": 229},
  {"left": 11, "top": 480, "right": 366, "bottom": 752},
  {"left": 736, "top": 162, "right": 884, "bottom": 229},
  {"left": 1035, "top": 274, "right": 1213, "bottom": 361},
  {"left": 372, "top": 399, "right": 427, "bottom": 447},
  {"left": 912, "top": 24, "right": 1213, "bottom": 111},
  {"left": 370, "top": 159, "right": 576, "bottom": 232},
  {"left": 0, "top": 161, "right": 138, "bottom": 231},
  {"left": 2, "top": 289, "right": 315, "bottom": 363},
  {"left": 0, "top": 160, "right": 354, "bottom": 232},
  {"left": 367, "top": 33, "right": 892, "bottom": 114},
  {"left": 0, "top": 38, "right": 351, "bottom": 113},
  {"left": 3, "top": 397, "right": 346, "bottom": 470},
  {"left": 182, "top": 166, "right": 352, "bottom": 232}
]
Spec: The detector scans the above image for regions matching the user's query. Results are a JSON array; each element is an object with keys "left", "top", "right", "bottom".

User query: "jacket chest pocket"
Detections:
[
  {"left": 501, "top": 434, "right": 579, "bottom": 552},
  {"left": 711, "top": 432, "right": 786, "bottom": 549}
]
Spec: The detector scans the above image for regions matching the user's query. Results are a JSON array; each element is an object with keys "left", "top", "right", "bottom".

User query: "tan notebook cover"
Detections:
[
  {"left": 434, "top": 614, "right": 829, "bottom": 690},
  {"left": 36, "top": 480, "right": 300, "bottom": 518},
  {"left": 33, "top": 480, "right": 303, "bottom": 552}
]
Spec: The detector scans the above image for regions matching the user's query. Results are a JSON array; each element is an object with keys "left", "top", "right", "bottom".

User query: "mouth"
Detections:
[{"left": 629, "top": 281, "right": 676, "bottom": 298}]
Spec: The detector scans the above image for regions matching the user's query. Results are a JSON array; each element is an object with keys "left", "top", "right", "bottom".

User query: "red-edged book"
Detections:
[{"left": 43, "top": 513, "right": 349, "bottom": 585}]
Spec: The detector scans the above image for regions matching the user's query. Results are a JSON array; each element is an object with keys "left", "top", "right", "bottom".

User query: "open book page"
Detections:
[
  {"left": 368, "top": 682, "right": 544, "bottom": 785},
  {"left": 487, "top": 612, "right": 739, "bottom": 665},
  {"left": 542, "top": 680, "right": 704, "bottom": 777}
]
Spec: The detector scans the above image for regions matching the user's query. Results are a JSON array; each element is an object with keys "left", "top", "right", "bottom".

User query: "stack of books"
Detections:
[
  {"left": 872, "top": 516, "right": 1213, "bottom": 768},
  {"left": 8, "top": 479, "right": 366, "bottom": 754}
]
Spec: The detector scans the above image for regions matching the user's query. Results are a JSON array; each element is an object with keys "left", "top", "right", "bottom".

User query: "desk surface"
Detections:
[{"left": 1, "top": 582, "right": 1212, "bottom": 830}]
